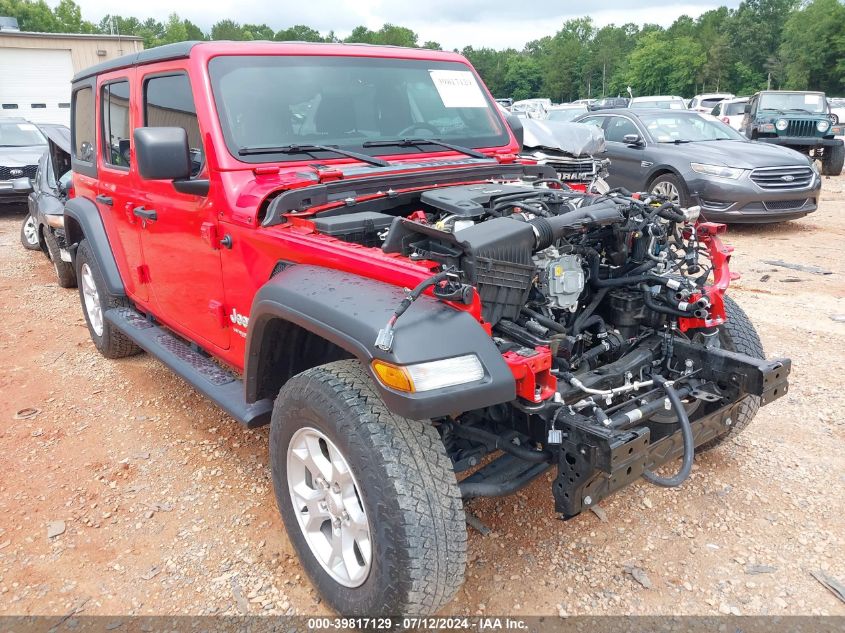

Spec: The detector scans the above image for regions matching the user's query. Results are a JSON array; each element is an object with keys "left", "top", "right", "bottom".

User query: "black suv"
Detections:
[{"left": 743, "top": 90, "right": 844, "bottom": 175}]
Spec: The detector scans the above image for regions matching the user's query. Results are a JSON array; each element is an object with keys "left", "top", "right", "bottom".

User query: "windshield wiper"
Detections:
[
  {"left": 237, "top": 143, "right": 390, "bottom": 167},
  {"left": 362, "top": 138, "right": 488, "bottom": 159},
  {"left": 785, "top": 108, "right": 814, "bottom": 114}
]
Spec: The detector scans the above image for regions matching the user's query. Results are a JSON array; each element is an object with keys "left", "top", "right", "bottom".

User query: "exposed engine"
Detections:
[{"left": 306, "top": 179, "right": 789, "bottom": 518}]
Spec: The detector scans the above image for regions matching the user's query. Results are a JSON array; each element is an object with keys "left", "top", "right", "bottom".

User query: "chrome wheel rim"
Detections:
[
  {"left": 23, "top": 216, "right": 38, "bottom": 246},
  {"left": 652, "top": 180, "right": 680, "bottom": 203},
  {"left": 286, "top": 427, "right": 372, "bottom": 587},
  {"left": 80, "top": 263, "right": 104, "bottom": 336}
]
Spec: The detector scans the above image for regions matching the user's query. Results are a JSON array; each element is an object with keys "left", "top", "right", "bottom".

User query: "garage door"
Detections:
[{"left": 0, "top": 48, "right": 73, "bottom": 126}]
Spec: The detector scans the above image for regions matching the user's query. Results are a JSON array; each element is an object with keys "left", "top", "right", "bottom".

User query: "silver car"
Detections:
[{"left": 575, "top": 109, "right": 821, "bottom": 223}]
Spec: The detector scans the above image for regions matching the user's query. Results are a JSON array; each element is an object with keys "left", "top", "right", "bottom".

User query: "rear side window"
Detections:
[
  {"left": 144, "top": 73, "right": 203, "bottom": 177},
  {"left": 102, "top": 80, "right": 131, "bottom": 168},
  {"left": 72, "top": 87, "right": 94, "bottom": 161}
]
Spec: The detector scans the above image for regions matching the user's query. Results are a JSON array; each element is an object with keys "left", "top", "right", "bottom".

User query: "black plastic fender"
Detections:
[
  {"left": 245, "top": 265, "right": 516, "bottom": 420},
  {"left": 63, "top": 196, "right": 125, "bottom": 297}
]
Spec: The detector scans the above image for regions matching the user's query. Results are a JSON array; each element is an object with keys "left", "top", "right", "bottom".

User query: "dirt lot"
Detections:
[{"left": 1, "top": 178, "right": 844, "bottom": 619}]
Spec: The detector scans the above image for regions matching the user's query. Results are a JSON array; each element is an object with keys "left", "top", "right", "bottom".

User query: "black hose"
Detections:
[
  {"left": 642, "top": 375, "right": 694, "bottom": 487},
  {"left": 393, "top": 268, "right": 453, "bottom": 320},
  {"left": 571, "top": 287, "right": 607, "bottom": 334},
  {"left": 584, "top": 251, "right": 671, "bottom": 289},
  {"left": 654, "top": 202, "right": 686, "bottom": 223},
  {"left": 521, "top": 307, "right": 568, "bottom": 334},
  {"left": 448, "top": 424, "right": 552, "bottom": 464},
  {"left": 572, "top": 314, "right": 606, "bottom": 336},
  {"left": 529, "top": 202, "right": 623, "bottom": 250},
  {"left": 641, "top": 283, "right": 697, "bottom": 318},
  {"left": 459, "top": 462, "right": 552, "bottom": 499}
]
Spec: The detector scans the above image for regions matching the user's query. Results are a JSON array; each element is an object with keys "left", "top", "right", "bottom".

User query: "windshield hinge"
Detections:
[{"left": 314, "top": 166, "right": 344, "bottom": 183}]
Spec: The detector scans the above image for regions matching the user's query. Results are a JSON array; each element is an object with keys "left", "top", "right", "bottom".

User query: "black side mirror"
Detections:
[
  {"left": 506, "top": 114, "right": 524, "bottom": 147},
  {"left": 623, "top": 134, "right": 644, "bottom": 146},
  {"left": 134, "top": 127, "right": 191, "bottom": 181},
  {"left": 11, "top": 177, "right": 33, "bottom": 194},
  {"left": 743, "top": 104, "right": 751, "bottom": 114}
]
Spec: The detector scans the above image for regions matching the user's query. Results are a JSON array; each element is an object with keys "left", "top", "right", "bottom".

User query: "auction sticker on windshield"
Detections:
[{"left": 429, "top": 70, "right": 487, "bottom": 108}]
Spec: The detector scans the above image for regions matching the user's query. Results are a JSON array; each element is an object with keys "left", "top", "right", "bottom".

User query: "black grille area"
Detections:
[
  {"left": 0, "top": 164, "right": 38, "bottom": 181},
  {"left": 785, "top": 119, "right": 816, "bottom": 137},
  {"left": 544, "top": 158, "right": 597, "bottom": 182},
  {"left": 764, "top": 199, "right": 808, "bottom": 211},
  {"left": 750, "top": 166, "right": 814, "bottom": 190}
]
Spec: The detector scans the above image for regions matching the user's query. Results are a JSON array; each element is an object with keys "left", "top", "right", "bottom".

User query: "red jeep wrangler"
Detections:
[{"left": 65, "top": 41, "right": 790, "bottom": 616}]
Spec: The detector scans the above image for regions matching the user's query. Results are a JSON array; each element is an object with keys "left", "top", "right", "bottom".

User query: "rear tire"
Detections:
[
  {"left": 821, "top": 142, "right": 844, "bottom": 176},
  {"left": 270, "top": 359, "right": 467, "bottom": 616},
  {"left": 20, "top": 214, "right": 40, "bottom": 251},
  {"left": 697, "top": 295, "right": 765, "bottom": 451},
  {"left": 44, "top": 229, "right": 76, "bottom": 288},
  {"left": 75, "top": 239, "right": 142, "bottom": 359}
]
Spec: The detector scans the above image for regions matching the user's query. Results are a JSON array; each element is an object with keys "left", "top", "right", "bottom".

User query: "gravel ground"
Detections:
[{"left": 1, "top": 178, "right": 844, "bottom": 618}]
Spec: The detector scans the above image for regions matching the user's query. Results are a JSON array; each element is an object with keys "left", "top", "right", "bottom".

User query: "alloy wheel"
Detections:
[
  {"left": 23, "top": 215, "right": 38, "bottom": 247},
  {"left": 651, "top": 180, "right": 680, "bottom": 203},
  {"left": 286, "top": 427, "right": 372, "bottom": 588},
  {"left": 80, "top": 263, "right": 104, "bottom": 336}
]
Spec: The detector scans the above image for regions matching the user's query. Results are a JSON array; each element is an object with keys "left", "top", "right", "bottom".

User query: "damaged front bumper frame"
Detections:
[{"left": 552, "top": 343, "right": 790, "bottom": 517}]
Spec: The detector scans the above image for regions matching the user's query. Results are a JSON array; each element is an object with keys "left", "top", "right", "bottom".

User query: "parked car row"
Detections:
[
  {"left": 1, "top": 118, "right": 76, "bottom": 286},
  {"left": 513, "top": 107, "right": 827, "bottom": 224}
]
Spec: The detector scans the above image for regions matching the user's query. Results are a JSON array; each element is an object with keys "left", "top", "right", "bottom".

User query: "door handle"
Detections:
[
  {"left": 96, "top": 194, "right": 113, "bottom": 206},
  {"left": 132, "top": 206, "right": 157, "bottom": 222}
]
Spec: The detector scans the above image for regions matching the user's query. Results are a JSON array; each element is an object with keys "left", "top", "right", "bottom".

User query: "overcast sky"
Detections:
[{"left": 54, "top": 0, "right": 741, "bottom": 50}]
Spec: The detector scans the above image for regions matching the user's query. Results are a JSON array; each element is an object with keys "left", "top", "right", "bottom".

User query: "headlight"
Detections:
[
  {"left": 371, "top": 355, "right": 484, "bottom": 393},
  {"left": 775, "top": 119, "right": 789, "bottom": 131},
  {"left": 817, "top": 119, "right": 831, "bottom": 132},
  {"left": 690, "top": 163, "right": 745, "bottom": 179}
]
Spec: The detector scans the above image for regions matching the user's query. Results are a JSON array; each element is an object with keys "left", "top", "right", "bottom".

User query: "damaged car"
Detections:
[
  {"left": 520, "top": 119, "right": 610, "bottom": 192},
  {"left": 20, "top": 124, "right": 76, "bottom": 287}
]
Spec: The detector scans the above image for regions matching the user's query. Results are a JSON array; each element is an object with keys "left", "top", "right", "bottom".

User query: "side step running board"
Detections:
[{"left": 105, "top": 308, "right": 273, "bottom": 428}]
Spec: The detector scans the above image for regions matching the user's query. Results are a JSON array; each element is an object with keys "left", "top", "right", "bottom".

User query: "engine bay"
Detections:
[{"left": 293, "top": 177, "right": 789, "bottom": 516}]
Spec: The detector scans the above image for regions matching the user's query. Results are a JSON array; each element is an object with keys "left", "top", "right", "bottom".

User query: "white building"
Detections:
[{"left": 0, "top": 17, "right": 143, "bottom": 126}]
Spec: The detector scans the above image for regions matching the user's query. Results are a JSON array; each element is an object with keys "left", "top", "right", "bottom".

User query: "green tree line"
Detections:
[{"left": 1, "top": 0, "right": 843, "bottom": 99}]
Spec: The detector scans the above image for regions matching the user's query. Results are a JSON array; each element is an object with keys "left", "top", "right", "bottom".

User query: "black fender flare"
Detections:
[
  {"left": 245, "top": 265, "right": 516, "bottom": 420},
  {"left": 63, "top": 196, "right": 125, "bottom": 297}
]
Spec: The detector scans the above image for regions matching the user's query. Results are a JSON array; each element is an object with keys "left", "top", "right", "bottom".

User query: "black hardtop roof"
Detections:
[
  {"left": 72, "top": 41, "right": 199, "bottom": 83},
  {"left": 71, "top": 39, "right": 447, "bottom": 84}
]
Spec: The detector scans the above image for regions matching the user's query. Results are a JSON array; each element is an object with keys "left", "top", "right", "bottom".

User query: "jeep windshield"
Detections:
[
  {"left": 208, "top": 55, "right": 509, "bottom": 163},
  {"left": 759, "top": 92, "right": 826, "bottom": 114}
]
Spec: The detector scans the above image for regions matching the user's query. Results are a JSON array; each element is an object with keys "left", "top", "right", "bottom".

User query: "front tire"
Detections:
[
  {"left": 697, "top": 295, "right": 765, "bottom": 451},
  {"left": 821, "top": 142, "right": 844, "bottom": 176},
  {"left": 650, "top": 173, "right": 690, "bottom": 207},
  {"left": 75, "top": 239, "right": 141, "bottom": 359},
  {"left": 20, "top": 214, "right": 40, "bottom": 251},
  {"left": 44, "top": 229, "right": 76, "bottom": 288},
  {"left": 270, "top": 360, "right": 467, "bottom": 616}
]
